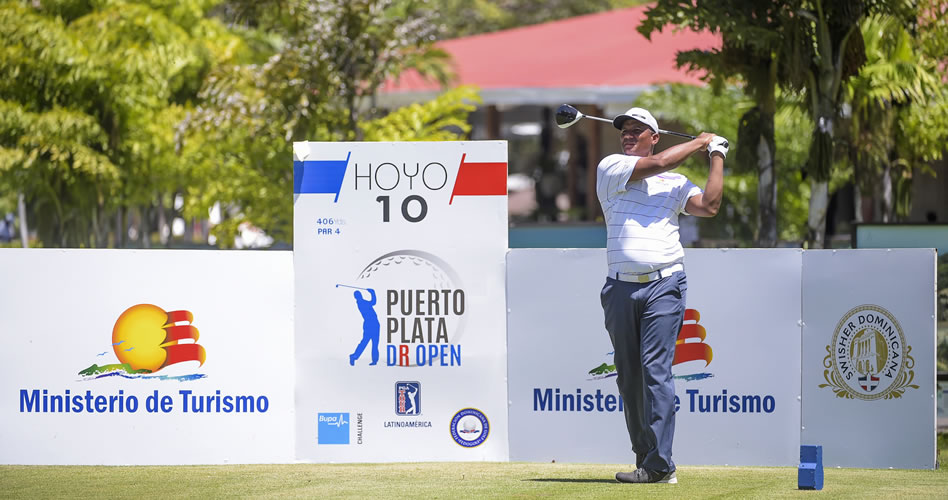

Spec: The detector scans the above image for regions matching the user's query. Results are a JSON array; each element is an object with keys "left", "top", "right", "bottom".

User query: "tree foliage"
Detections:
[
  {"left": 634, "top": 84, "right": 812, "bottom": 243},
  {"left": 639, "top": 0, "right": 798, "bottom": 246},
  {"left": 435, "top": 0, "right": 645, "bottom": 38},
  {"left": 0, "top": 0, "right": 244, "bottom": 247},
  {"left": 2, "top": 0, "right": 475, "bottom": 247},
  {"left": 640, "top": 0, "right": 934, "bottom": 247},
  {"left": 176, "top": 0, "right": 474, "bottom": 246},
  {"left": 842, "top": 12, "right": 948, "bottom": 221}
]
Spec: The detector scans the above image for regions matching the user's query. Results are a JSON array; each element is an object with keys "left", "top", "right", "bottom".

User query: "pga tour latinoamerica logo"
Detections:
[
  {"left": 820, "top": 305, "right": 918, "bottom": 400},
  {"left": 395, "top": 381, "right": 421, "bottom": 415},
  {"left": 450, "top": 408, "right": 489, "bottom": 448},
  {"left": 385, "top": 381, "right": 433, "bottom": 429},
  {"left": 338, "top": 250, "right": 466, "bottom": 368},
  {"left": 79, "top": 304, "right": 207, "bottom": 381}
]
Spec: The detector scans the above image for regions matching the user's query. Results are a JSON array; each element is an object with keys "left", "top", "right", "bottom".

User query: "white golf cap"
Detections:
[{"left": 613, "top": 107, "right": 659, "bottom": 133}]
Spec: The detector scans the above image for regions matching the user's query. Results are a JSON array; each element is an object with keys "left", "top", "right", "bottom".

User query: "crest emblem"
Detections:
[{"left": 819, "top": 305, "right": 918, "bottom": 400}]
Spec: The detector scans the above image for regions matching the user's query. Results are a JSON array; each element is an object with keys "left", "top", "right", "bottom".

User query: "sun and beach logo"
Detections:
[
  {"left": 588, "top": 308, "right": 713, "bottom": 381},
  {"left": 78, "top": 304, "right": 207, "bottom": 381},
  {"left": 819, "top": 305, "right": 918, "bottom": 400}
]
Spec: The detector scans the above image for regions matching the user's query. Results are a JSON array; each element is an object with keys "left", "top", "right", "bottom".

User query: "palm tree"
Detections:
[{"left": 842, "top": 14, "right": 945, "bottom": 223}]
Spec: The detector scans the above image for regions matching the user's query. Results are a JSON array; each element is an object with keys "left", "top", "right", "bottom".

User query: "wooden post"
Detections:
[
  {"left": 586, "top": 105, "right": 602, "bottom": 220},
  {"left": 566, "top": 127, "right": 578, "bottom": 214},
  {"left": 486, "top": 105, "right": 501, "bottom": 140}
]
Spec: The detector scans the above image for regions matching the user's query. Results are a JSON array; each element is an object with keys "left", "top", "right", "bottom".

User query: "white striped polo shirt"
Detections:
[{"left": 596, "top": 153, "right": 702, "bottom": 276}]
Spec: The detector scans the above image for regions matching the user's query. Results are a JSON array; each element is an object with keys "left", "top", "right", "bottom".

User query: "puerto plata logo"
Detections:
[
  {"left": 339, "top": 250, "right": 465, "bottom": 368},
  {"left": 588, "top": 309, "right": 713, "bottom": 381},
  {"left": 819, "top": 305, "right": 918, "bottom": 400},
  {"left": 79, "top": 304, "right": 206, "bottom": 381}
]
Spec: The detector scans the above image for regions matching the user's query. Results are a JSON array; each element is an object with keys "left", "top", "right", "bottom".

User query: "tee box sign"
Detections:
[{"left": 292, "top": 141, "right": 510, "bottom": 462}]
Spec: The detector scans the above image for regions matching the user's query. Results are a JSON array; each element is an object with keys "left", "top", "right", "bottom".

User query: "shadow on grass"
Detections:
[{"left": 524, "top": 478, "right": 616, "bottom": 484}]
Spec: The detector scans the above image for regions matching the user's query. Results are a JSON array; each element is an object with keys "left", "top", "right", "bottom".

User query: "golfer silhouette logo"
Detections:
[
  {"left": 406, "top": 385, "right": 418, "bottom": 414},
  {"left": 349, "top": 288, "right": 380, "bottom": 366},
  {"left": 396, "top": 381, "right": 421, "bottom": 416}
]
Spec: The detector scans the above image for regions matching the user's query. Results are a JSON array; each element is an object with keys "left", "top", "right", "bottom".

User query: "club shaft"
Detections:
[
  {"left": 585, "top": 115, "right": 613, "bottom": 124},
  {"left": 566, "top": 105, "right": 700, "bottom": 140},
  {"left": 586, "top": 114, "right": 695, "bottom": 139},
  {"left": 659, "top": 129, "right": 696, "bottom": 140},
  {"left": 336, "top": 284, "right": 368, "bottom": 290}
]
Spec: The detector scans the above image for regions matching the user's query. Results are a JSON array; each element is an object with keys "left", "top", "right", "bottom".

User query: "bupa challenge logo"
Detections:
[
  {"left": 80, "top": 304, "right": 207, "bottom": 381},
  {"left": 449, "top": 408, "right": 489, "bottom": 448},
  {"left": 338, "top": 250, "right": 466, "bottom": 368},
  {"left": 318, "top": 412, "right": 350, "bottom": 444},
  {"left": 588, "top": 309, "right": 713, "bottom": 381},
  {"left": 820, "top": 305, "right": 918, "bottom": 400}
]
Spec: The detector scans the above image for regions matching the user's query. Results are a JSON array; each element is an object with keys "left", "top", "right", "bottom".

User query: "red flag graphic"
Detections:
[
  {"left": 161, "top": 309, "right": 205, "bottom": 367},
  {"left": 674, "top": 308, "right": 713, "bottom": 366},
  {"left": 163, "top": 343, "right": 207, "bottom": 367},
  {"left": 450, "top": 153, "right": 507, "bottom": 204}
]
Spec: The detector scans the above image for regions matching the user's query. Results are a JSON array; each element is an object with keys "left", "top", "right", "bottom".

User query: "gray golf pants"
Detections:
[{"left": 600, "top": 272, "right": 687, "bottom": 473}]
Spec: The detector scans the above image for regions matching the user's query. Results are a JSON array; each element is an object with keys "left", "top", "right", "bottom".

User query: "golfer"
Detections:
[{"left": 598, "top": 107, "right": 727, "bottom": 484}]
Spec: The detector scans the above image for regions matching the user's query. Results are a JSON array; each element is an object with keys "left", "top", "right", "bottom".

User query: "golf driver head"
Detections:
[{"left": 555, "top": 104, "right": 582, "bottom": 128}]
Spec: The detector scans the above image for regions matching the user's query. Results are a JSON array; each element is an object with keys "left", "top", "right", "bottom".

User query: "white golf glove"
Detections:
[{"left": 708, "top": 135, "right": 729, "bottom": 158}]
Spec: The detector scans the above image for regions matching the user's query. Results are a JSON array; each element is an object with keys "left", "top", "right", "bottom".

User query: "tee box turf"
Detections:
[{"left": 798, "top": 444, "right": 824, "bottom": 490}]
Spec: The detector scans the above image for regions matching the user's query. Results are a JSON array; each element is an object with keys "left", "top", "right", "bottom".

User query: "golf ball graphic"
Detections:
[
  {"left": 461, "top": 418, "right": 479, "bottom": 433},
  {"left": 355, "top": 250, "right": 468, "bottom": 346}
]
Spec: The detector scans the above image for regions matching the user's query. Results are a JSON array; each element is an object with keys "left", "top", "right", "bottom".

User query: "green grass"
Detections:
[{"left": 2, "top": 456, "right": 947, "bottom": 500}]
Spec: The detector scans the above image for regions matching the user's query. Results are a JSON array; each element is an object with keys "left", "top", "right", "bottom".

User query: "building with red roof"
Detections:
[
  {"left": 381, "top": 5, "right": 719, "bottom": 107},
  {"left": 380, "top": 5, "right": 721, "bottom": 222}
]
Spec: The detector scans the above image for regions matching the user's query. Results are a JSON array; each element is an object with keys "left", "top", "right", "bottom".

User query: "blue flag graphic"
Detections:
[{"left": 294, "top": 152, "right": 350, "bottom": 202}]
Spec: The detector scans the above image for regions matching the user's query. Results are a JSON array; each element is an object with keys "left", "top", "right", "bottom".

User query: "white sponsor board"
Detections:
[
  {"left": 801, "top": 249, "right": 936, "bottom": 469},
  {"left": 0, "top": 249, "right": 295, "bottom": 465},
  {"left": 293, "top": 141, "right": 509, "bottom": 462},
  {"left": 507, "top": 249, "right": 802, "bottom": 466}
]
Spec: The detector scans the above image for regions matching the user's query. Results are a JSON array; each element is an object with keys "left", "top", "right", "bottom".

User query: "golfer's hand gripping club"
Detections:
[{"left": 708, "top": 135, "right": 729, "bottom": 159}]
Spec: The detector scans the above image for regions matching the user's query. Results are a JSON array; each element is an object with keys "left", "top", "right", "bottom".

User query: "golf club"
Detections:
[
  {"left": 555, "top": 104, "right": 724, "bottom": 145},
  {"left": 335, "top": 284, "right": 369, "bottom": 290}
]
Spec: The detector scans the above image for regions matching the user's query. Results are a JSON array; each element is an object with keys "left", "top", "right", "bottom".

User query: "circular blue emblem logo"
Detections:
[{"left": 449, "top": 408, "right": 489, "bottom": 448}]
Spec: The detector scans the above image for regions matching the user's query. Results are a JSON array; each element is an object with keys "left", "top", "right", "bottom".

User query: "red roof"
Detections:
[{"left": 380, "top": 5, "right": 720, "bottom": 106}]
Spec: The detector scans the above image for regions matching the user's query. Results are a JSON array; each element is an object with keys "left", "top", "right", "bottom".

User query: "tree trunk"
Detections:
[
  {"left": 807, "top": 179, "right": 829, "bottom": 248},
  {"left": 17, "top": 192, "right": 28, "bottom": 248},
  {"left": 853, "top": 182, "right": 864, "bottom": 223},
  {"left": 852, "top": 157, "right": 864, "bottom": 224},
  {"left": 756, "top": 119, "right": 777, "bottom": 247},
  {"left": 880, "top": 162, "right": 893, "bottom": 222},
  {"left": 91, "top": 203, "right": 99, "bottom": 248},
  {"left": 141, "top": 205, "right": 150, "bottom": 249},
  {"left": 115, "top": 207, "right": 124, "bottom": 248},
  {"left": 157, "top": 194, "right": 169, "bottom": 246}
]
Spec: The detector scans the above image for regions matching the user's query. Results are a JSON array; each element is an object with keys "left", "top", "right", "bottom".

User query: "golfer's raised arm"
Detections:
[
  {"left": 628, "top": 133, "right": 714, "bottom": 182},
  {"left": 686, "top": 136, "right": 728, "bottom": 217}
]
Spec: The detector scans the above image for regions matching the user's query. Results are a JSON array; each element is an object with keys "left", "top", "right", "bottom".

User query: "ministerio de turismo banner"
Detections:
[
  {"left": 506, "top": 248, "right": 805, "bottom": 466},
  {"left": 293, "top": 141, "right": 509, "bottom": 462},
  {"left": 0, "top": 249, "right": 295, "bottom": 465}
]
